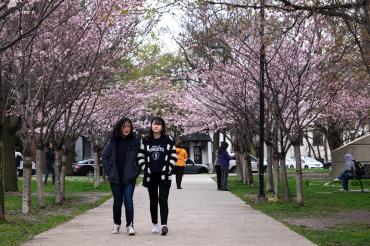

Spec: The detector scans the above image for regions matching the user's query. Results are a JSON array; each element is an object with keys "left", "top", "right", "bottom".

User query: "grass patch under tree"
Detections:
[
  {"left": 0, "top": 176, "right": 113, "bottom": 246},
  {"left": 227, "top": 170, "right": 370, "bottom": 246}
]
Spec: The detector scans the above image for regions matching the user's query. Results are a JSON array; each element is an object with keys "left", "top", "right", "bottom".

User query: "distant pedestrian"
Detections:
[
  {"left": 175, "top": 139, "right": 187, "bottom": 189},
  {"left": 15, "top": 148, "right": 23, "bottom": 177},
  {"left": 102, "top": 117, "right": 140, "bottom": 235},
  {"left": 217, "top": 142, "right": 231, "bottom": 191},
  {"left": 335, "top": 153, "right": 356, "bottom": 192},
  {"left": 44, "top": 143, "right": 55, "bottom": 185},
  {"left": 137, "top": 117, "right": 177, "bottom": 236}
]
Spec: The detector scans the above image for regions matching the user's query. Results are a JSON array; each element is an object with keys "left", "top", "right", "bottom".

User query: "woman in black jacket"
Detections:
[
  {"left": 137, "top": 117, "right": 177, "bottom": 236},
  {"left": 102, "top": 117, "right": 140, "bottom": 236}
]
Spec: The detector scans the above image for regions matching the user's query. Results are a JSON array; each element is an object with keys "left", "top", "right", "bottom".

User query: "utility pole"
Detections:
[{"left": 257, "top": 0, "right": 267, "bottom": 203}]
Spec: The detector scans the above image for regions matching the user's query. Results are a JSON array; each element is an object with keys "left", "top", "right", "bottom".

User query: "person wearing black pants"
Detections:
[
  {"left": 217, "top": 142, "right": 231, "bottom": 191},
  {"left": 137, "top": 117, "right": 177, "bottom": 236},
  {"left": 102, "top": 117, "right": 140, "bottom": 235},
  {"left": 44, "top": 143, "right": 55, "bottom": 185},
  {"left": 175, "top": 140, "right": 187, "bottom": 189},
  {"left": 215, "top": 163, "right": 222, "bottom": 190}
]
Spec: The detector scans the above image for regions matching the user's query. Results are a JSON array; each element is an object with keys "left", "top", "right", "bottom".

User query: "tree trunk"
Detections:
[
  {"left": 323, "top": 135, "right": 329, "bottom": 162},
  {"left": 293, "top": 144, "right": 304, "bottom": 206},
  {"left": 102, "top": 168, "right": 107, "bottom": 183},
  {"left": 212, "top": 131, "right": 220, "bottom": 172},
  {"left": 94, "top": 151, "right": 100, "bottom": 188},
  {"left": 60, "top": 154, "right": 67, "bottom": 202},
  {"left": 272, "top": 127, "right": 279, "bottom": 199},
  {"left": 273, "top": 152, "right": 279, "bottom": 200},
  {"left": 235, "top": 151, "right": 243, "bottom": 182},
  {"left": 245, "top": 152, "right": 254, "bottom": 187},
  {"left": 22, "top": 157, "right": 32, "bottom": 214},
  {"left": 54, "top": 150, "right": 62, "bottom": 204},
  {"left": 279, "top": 154, "right": 291, "bottom": 202},
  {"left": 0, "top": 145, "right": 5, "bottom": 220},
  {"left": 2, "top": 118, "right": 19, "bottom": 192},
  {"left": 35, "top": 147, "right": 45, "bottom": 208},
  {"left": 266, "top": 144, "right": 273, "bottom": 192},
  {"left": 324, "top": 124, "right": 344, "bottom": 151}
]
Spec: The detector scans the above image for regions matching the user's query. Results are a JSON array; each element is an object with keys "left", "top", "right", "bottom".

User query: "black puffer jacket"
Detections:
[{"left": 102, "top": 134, "right": 140, "bottom": 184}]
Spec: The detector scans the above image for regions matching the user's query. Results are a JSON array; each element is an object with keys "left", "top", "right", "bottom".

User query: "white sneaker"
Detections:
[
  {"left": 161, "top": 225, "right": 168, "bottom": 236},
  {"left": 112, "top": 224, "right": 120, "bottom": 234},
  {"left": 152, "top": 223, "right": 161, "bottom": 233},
  {"left": 333, "top": 178, "right": 340, "bottom": 181},
  {"left": 126, "top": 225, "right": 136, "bottom": 236}
]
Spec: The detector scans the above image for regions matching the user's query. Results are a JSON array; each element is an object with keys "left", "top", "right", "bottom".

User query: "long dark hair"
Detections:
[
  {"left": 113, "top": 117, "right": 133, "bottom": 138},
  {"left": 218, "top": 142, "right": 229, "bottom": 152},
  {"left": 149, "top": 116, "right": 166, "bottom": 139}
]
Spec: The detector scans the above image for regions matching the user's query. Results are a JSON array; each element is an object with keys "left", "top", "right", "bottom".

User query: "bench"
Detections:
[{"left": 352, "top": 161, "right": 370, "bottom": 192}]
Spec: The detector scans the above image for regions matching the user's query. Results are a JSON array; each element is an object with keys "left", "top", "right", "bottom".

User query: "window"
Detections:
[
  {"left": 193, "top": 146, "right": 202, "bottom": 164},
  {"left": 312, "top": 129, "right": 323, "bottom": 146}
]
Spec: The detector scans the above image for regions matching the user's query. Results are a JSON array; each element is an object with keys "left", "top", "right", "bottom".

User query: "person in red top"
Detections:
[{"left": 175, "top": 140, "right": 188, "bottom": 189}]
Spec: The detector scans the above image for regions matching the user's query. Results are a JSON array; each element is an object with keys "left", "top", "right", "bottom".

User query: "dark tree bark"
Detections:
[{"left": 2, "top": 115, "right": 20, "bottom": 192}]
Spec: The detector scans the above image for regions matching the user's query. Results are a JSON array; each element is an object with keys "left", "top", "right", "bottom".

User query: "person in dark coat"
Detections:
[
  {"left": 137, "top": 117, "right": 177, "bottom": 236},
  {"left": 102, "top": 117, "right": 140, "bottom": 235},
  {"left": 217, "top": 142, "right": 231, "bottom": 191},
  {"left": 44, "top": 143, "right": 55, "bottom": 185}
]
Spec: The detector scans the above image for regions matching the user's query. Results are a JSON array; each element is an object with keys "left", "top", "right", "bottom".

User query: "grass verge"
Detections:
[
  {"left": 0, "top": 176, "right": 113, "bottom": 246},
  {"left": 227, "top": 171, "right": 370, "bottom": 246}
]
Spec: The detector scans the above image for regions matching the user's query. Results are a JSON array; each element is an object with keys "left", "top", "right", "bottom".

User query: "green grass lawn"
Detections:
[
  {"left": 0, "top": 176, "right": 113, "bottom": 246},
  {"left": 227, "top": 172, "right": 370, "bottom": 246}
]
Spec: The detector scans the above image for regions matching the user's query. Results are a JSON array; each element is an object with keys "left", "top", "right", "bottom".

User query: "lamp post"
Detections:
[{"left": 257, "top": 0, "right": 267, "bottom": 203}]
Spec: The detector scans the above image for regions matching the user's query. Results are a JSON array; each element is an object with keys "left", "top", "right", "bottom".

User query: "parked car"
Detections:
[
  {"left": 17, "top": 161, "right": 36, "bottom": 176},
  {"left": 72, "top": 159, "right": 102, "bottom": 176},
  {"left": 286, "top": 156, "right": 323, "bottom": 169},
  {"left": 184, "top": 158, "right": 209, "bottom": 174},
  {"left": 229, "top": 154, "right": 267, "bottom": 173}
]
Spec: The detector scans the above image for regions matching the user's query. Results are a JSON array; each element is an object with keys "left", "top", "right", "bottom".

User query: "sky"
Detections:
[{"left": 150, "top": 2, "right": 184, "bottom": 54}]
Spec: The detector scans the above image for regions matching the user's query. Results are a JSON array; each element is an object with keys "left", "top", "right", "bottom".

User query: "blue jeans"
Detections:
[
  {"left": 44, "top": 166, "right": 55, "bottom": 185},
  {"left": 110, "top": 183, "right": 135, "bottom": 227},
  {"left": 338, "top": 170, "right": 350, "bottom": 191}
]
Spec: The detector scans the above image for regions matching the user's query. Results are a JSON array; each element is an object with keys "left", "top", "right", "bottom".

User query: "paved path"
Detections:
[{"left": 23, "top": 175, "right": 315, "bottom": 246}]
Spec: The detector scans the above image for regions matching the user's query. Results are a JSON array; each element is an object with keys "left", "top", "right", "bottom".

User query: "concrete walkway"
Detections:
[{"left": 23, "top": 175, "right": 315, "bottom": 246}]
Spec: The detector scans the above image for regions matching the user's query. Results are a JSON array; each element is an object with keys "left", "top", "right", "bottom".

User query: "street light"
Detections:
[{"left": 257, "top": 0, "right": 267, "bottom": 203}]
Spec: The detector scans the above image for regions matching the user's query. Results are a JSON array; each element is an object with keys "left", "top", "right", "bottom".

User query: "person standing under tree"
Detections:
[
  {"left": 217, "top": 142, "right": 231, "bottom": 191},
  {"left": 175, "top": 139, "right": 187, "bottom": 189},
  {"left": 137, "top": 117, "right": 177, "bottom": 236},
  {"left": 44, "top": 143, "right": 55, "bottom": 185},
  {"left": 102, "top": 117, "right": 140, "bottom": 236}
]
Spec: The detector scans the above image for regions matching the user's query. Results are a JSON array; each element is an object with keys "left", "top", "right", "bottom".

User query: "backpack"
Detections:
[{"left": 353, "top": 160, "right": 365, "bottom": 177}]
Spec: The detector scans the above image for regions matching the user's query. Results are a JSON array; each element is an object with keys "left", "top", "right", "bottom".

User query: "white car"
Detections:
[
  {"left": 229, "top": 155, "right": 267, "bottom": 173},
  {"left": 286, "top": 156, "right": 323, "bottom": 169}
]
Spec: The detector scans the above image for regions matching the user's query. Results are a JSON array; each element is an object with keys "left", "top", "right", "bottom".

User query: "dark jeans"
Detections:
[
  {"left": 110, "top": 183, "right": 135, "bottom": 227},
  {"left": 215, "top": 165, "right": 221, "bottom": 190},
  {"left": 220, "top": 166, "right": 229, "bottom": 190},
  {"left": 44, "top": 166, "right": 55, "bottom": 185},
  {"left": 174, "top": 166, "right": 184, "bottom": 189},
  {"left": 338, "top": 170, "right": 351, "bottom": 191},
  {"left": 147, "top": 173, "right": 170, "bottom": 225}
]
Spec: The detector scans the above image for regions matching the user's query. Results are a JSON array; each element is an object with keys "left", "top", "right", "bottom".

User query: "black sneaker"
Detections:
[{"left": 161, "top": 225, "right": 168, "bottom": 236}]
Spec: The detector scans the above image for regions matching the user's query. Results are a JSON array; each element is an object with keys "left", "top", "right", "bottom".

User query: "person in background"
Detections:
[
  {"left": 217, "top": 142, "right": 231, "bottom": 191},
  {"left": 335, "top": 153, "right": 356, "bottom": 192},
  {"left": 137, "top": 117, "right": 177, "bottom": 236},
  {"left": 44, "top": 143, "right": 55, "bottom": 185},
  {"left": 101, "top": 117, "right": 140, "bottom": 235},
  {"left": 15, "top": 148, "right": 23, "bottom": 177},
  {"left": 175, "top": 139, "right": 187, "bottom": 189}
]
